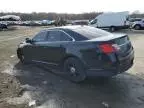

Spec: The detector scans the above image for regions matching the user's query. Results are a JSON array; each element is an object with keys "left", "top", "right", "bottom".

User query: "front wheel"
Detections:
[
  {"left": 64, "top": 57, "right": 86, "bottom": 83},
  {"left": 17, "top": 49, "right": 26, "bottom": 64},
  {"left": 19, "top": 54, "right": 25, "bottom": 63}
]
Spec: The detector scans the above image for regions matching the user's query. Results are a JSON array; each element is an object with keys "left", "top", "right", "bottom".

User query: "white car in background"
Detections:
[{"left": 131, "top": 18, "right": 144, "bottom": 30}]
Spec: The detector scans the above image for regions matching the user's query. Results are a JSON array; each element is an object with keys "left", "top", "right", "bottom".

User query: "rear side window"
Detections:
[
  {"left": 64, "top": 29, "right": 87, "bottom": 41},
  {"left": 60, "top": 32, "right": 73, "bottom": 41}
]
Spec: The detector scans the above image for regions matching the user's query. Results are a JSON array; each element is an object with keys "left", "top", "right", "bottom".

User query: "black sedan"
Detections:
[{"left": 17, "top": 26, "right": 134, "bottom": 82}]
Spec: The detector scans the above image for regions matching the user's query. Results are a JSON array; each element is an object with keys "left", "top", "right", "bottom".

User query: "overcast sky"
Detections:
[{"left": 0, "top": 0, "right": 144, "bottom": 13}]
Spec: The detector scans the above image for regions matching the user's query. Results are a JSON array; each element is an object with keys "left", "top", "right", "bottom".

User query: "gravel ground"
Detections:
[{"left": 0, "top": 27, "right": 144, "bottom": 108}]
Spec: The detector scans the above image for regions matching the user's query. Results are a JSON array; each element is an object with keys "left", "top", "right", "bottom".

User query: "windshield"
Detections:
[{"left": 89, "top": 19, "right": 97, "bottom": 24}]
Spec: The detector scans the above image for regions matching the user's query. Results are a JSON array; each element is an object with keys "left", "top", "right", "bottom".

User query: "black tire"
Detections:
[
  {"left": 19, "top": 54, "right": 25, "bottom": 63},
  {"left": 134, "top": 25, "right": 141, "bottom": 30},
  {"left": 109, "top": 26, "right": 116, "bottom": 32},
  {"left": 17, "top": 49, "right": 26, "bottom": 64},
  {"left": 64, "top": 57, "right": 86, "bottom": 83}
]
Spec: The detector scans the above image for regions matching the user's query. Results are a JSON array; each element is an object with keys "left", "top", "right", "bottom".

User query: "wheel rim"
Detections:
[
  {"left": 20, "top": 54, "right": 24, "bottom": 62},
  {"left": 67, "top": 64, "right": 79, "bottom": 77},
  {"left": 135, "top": 25, "right": 140, "bottom": 30},
  {"left": 65, "top": 63, "right": 86, "bottom": 82},
  {"left": 70, "top": 67, "right": 76, "bottom": 74},
  {"left": 64, "top": 58, "right": 86, "bottom": 82}
]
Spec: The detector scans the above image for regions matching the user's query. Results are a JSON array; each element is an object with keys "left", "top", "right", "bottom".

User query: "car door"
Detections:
[
  {"left": 41, "top": 30, "right": 73, "bottom": 66},
  {"left": 23, "top": 30, "right": 48, "bottom": 62}
]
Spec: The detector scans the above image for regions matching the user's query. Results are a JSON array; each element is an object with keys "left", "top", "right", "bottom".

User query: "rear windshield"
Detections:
[
  {"left": 72, "top": 26, "right": 111, "bottom": 39},
  {"left": 114, "top": 36, "right": 129, "bottom": 45},
  {"left": 64, "top": 29, "right": 88, "bottom": 41}
]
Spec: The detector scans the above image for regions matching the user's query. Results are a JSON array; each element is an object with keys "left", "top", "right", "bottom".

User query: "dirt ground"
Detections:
[{"left": 0, "top": 26, "right": 144, "bottom": 108}]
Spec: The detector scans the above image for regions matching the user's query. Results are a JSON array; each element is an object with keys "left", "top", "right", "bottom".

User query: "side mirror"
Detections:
[{"left": 25, "top": 38, "right": 32, "bottom": 43}]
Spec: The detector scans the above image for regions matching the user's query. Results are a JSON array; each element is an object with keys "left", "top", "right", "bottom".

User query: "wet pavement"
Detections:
[{"left": 0, "top": 27, "right": 144, "bottom": 108}]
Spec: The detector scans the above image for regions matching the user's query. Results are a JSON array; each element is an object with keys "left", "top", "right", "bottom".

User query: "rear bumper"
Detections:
[
  {"left": 86, "top": 61, "right": 133, "bottom": 77},
  {"left": 86, "top": 50, "right": 134, "bottom": 77}
]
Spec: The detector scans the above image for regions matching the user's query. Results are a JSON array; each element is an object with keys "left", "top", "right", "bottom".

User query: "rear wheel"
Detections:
[
  {"left": 134, "top": 25, "right": 141, "bottom": 30},
  {"left": 64, "top": 57, "right": 86, "bottom": 83},
  {"left": 17, "top": 50, "right": 26, "bottom": 64}
]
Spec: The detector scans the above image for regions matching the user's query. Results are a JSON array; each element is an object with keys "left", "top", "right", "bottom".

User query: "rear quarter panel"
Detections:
[{"left": 62, "top": 41, "right": 100, "bottom": 68}]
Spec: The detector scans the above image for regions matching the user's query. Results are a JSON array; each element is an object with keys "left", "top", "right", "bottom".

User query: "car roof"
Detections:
[
  {"left": 45, "top": 25, "right": 110, "bottom": 33},
  {"left": 45, "top": 25, "right": 85, "bottom": 30},
  {"left": 43, "top": 25, "right": 111, "bottom": 40}
]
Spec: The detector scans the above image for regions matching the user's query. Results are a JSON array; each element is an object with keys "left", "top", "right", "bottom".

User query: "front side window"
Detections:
[{"left": 33, "top": 31, "right": 47, "bottom": 42}]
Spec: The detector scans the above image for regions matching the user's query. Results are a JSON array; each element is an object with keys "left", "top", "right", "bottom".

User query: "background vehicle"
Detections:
[
  {"left": 0, "top": 23, "right": 7, "bottom": 30},
  {"left": 54, "top": 17, "right": 66, "bottom": 26},
  {"left": 41, "top": 20, "right": 54, "bottom": 25},
  {"left": 89, "top": 12, "right": 130, "bottom": 32},
  {"left": 130, "top": 18, "right": 144, "bottom": 30},
  {"left": 17, "top": 26, "right": 134, "bottom": 82},
  {"left": 129, "top": 18, "right": 142, "bottom": 27},
  {"left": 129, "top": 18, "right": 142, "bottom": 22},
  {"left": 72, "top": 20, "right": 89, "bottom": 25}
]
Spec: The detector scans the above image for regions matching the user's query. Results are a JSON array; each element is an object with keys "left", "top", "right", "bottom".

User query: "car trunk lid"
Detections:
[
  {"left": 89, "top": 33, "right": 133, "bottom": 58},
  {"left": 113, "top": 35, "right": 132, "bottom": 57}
]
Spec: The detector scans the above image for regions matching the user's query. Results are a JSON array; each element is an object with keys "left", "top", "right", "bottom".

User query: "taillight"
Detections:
[
  {"left": 99, "top": 43, "right": 120, "bottom": 54},
  {"left": 112, "top": 44, "right": 120, "bottom": 51}
]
